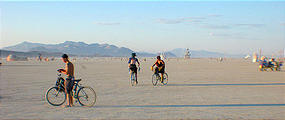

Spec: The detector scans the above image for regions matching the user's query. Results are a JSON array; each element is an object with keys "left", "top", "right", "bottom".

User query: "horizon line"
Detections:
[
  {"left": 1, "top": 0, "right": 285, "bottom": 2},
  {"left": 1, "top": 40, "right": 284, "bottom": 56}
]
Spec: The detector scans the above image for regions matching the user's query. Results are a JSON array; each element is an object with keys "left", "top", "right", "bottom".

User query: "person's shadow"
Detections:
[
  {"left": 94, "top": 103, "right": 285, "bottom": 108},
  {"left": 165, "top": 83, "right": 285, "bottom": 87}
]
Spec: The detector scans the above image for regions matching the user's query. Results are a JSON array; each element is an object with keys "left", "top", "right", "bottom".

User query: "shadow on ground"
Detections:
[
  {"left": 166, "top": 83, "right": 285, "bottom": 87},
  {"left": 94, "top": 104, "right": 285, "bottom": 108}
]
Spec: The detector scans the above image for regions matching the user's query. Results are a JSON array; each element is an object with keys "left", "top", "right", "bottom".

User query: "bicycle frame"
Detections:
[
  {"left": 72, "top": 81, "right": 82, "bottom": 98},
  {"left": 55, "top": 74, "right": 84, "bottom": 98},
  {"left": 46, "top": 72, "right": 96, "bottom": 107}
]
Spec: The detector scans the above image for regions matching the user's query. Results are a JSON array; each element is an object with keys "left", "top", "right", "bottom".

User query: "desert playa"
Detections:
[{"left": 0, "top": 58, "right": 284, "bottom": 119}]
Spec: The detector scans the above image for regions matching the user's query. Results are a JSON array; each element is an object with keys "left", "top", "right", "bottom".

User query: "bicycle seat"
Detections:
[{"left": 74, "top": 79, "right": 81, "bottom": 82}]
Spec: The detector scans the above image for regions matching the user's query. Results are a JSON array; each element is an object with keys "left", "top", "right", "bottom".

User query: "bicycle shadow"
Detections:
[
  {"left": 94, "top": 103, "right": 285, "bottom": 108},
  {"left": 166, "top": 83, "right": 285, "bottom": 87}
]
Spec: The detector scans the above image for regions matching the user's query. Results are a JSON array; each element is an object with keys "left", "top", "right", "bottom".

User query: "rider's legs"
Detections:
[
  {"left": 64, "top": 81, "right": 71, "bottom": 107},
  {"left": 129, "top": 65, "right": 138, "bottom": 84},
  {"left": 154, "top": 67, "right": 159, "bottom": 74},
  {"left": 65, "top": 77, "right": 74, "bottom": 107},
  {"left": 135, "top": 72, "right": 138, "bottom": 83},
  {"left": 134, "top": 66, "right": 138, "bottom": 83},
  {"left": 160, "top": 73, "right": 164, "bottom": 82},
  {"left": 159, "top": 67, "right": 165, "bottom": 82}
]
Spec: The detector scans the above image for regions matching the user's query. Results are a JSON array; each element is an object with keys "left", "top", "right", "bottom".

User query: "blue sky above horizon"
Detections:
[{"left": 0, "top": 1, "right": 284, "bottom": 55}]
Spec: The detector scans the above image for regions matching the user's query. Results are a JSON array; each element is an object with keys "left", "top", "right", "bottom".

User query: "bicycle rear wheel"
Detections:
[
  {"left": 46, "top": 87, "right": 66, "bottom": 106},
  {"left": 130, "top": 72, "right": 137, "bottom": 86},
  {"left": 77, "top": 86, "right": 96, "bottom": 107},
  {"left": 152, "top": 74, "right": 159, "bottom": 86}
]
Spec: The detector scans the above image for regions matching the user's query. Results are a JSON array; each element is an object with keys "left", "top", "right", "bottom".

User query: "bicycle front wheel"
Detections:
[
  {"left": 46, "top": 87, "right": 66, "bottom": 106},
  {"left": 77, "top": 86, "right": 97, "bottom": 107},
  {"left": 152, "top": 74, "right": 159, "bottom": 86},
  {"left": 162, "top": 73, "right": 168, "bottom": 85}
]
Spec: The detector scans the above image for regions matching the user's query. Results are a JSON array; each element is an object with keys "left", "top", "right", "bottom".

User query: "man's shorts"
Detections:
[
  {"left": 65, "top": 76, "right": 74, "bottom": 94},
  {"left": 129, "top": 64, "right": 137, "bottom": 74},
  {"left": 155, "top": 66, "right": 165, "bottom": 74}
]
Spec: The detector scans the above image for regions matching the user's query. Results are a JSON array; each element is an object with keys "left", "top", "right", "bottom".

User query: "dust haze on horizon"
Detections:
[{"left": 0, "top": 1, "right": 285, "bottom": 55}]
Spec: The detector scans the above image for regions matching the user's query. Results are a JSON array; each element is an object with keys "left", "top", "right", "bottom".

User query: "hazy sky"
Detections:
[{"left": 0, "top": 1, "right": 284, "bottom": 55}]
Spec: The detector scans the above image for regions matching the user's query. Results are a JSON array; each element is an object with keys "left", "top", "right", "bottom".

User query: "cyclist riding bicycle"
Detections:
[
  {"left": 151, "top": 56, "right": 165, "bottom": 83},
  {"left": 128, "top": 53, "right": 140, "bottom": 84},
  {"left": 58, "top": 54, "right": 75, "bottom": 107}
]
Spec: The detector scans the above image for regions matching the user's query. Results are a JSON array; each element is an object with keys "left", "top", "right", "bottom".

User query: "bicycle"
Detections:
[
  {"left": 45, "top": 73, "right": 96, "bottom": 107},
  {"left": 129, "top": 67, "right": 140, "bottom": 86},
  {"left": 152, "top": 71, "right": 168, "bottom": 86}
]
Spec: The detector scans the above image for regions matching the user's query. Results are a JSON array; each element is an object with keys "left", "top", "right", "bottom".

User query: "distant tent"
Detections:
[
  {"left": 6, "top": 54, "right": 28, "bottom": 61},
  {"left": 244, "top": 55, "right": 251, "bottom": 59},
  {"left": 160, "top": 53, "right": 166, "bottom": 60},
  {"left": 252, "top": 52, "right": 258, "bottom": 63}
]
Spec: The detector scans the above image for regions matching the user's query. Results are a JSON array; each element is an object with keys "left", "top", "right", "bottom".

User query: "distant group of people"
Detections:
[
  {"left": 37, "top": 54, "right": 55, "bottom": 61},
  {"left": 259, "top": 56, "right": 283, "bottom": 71}
]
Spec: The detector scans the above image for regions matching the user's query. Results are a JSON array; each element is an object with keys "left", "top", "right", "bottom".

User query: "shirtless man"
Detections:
[{"left": 58, "top": 54, "right": 74, "bottom": 107}]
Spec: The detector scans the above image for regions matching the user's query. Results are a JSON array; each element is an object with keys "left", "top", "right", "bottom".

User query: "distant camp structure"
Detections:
[
  {"left": 38, "top": 53, "right": 43, "bottom": 61},
  {"left": 252, "top": 52, "right": 258, "bottom": 63},
  {"left": 244, "top": 54, "right": 251, "bottom": 59},
  {"left": 6, "top": 54, "right": 28, "bottom": 61},
  {"left": 184, "top": 48, "right": 191, "bottom": 59},
  {"left": 44, "top": 57, "right": 49, "bottom": 61},
  {"left": 160, "top": 52, "right": 166, "bottom": 60}
]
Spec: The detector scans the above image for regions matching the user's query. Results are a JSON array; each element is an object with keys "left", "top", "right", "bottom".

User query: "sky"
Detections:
[{"left": 0, "top": 1, "right": 284, "bottom": 55}]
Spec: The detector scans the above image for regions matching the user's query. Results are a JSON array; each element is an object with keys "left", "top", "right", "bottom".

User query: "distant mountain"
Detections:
[
  {"left": 3, "top": 41, "right": 135, "bottom": 57},
  {"left": 3, "top": 41, "right": 242, "bottom": 58},
  {"left": 0, "top": 49, "right": 66, "bottom": 58},
  {"left": 169, "top": 48, "right": 243, "bottom": 58}
]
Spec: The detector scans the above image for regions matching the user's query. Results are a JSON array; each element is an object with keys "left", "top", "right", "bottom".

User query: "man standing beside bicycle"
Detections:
[
  {"left": 58, "top": 54, "right": 75, "bottom": 107},
  {"left": 128, "top": 53, "right": 140, "bottom": 84},
  {"left": 151, "top": 56, "right": 165, "bottom": 83}
]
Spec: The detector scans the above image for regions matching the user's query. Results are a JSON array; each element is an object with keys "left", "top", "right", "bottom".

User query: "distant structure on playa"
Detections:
[
  {"left": 252, "top": 52, "right": 258, "bottom": 63},
  {"left": 6, "top": 54, "right": 28, "bottom": 61},
  {"left": 184, "top": 48, "right": 191, "bottom": 59},
  {"left": 244, "top": 54, "right": 251, "bottom": 59},
  {"left": 281, "top": 48, "right": 285, "bottom": 58},
  {"left": 160, "top": 52, "right": 166, "bottom": 60},
  {"left": 38, "top": 53, "right": 42, "bottom": 61}
]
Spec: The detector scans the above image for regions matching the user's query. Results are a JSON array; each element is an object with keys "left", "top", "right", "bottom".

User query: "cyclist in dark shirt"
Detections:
[{"left": 128, "top": 53, "right": 140, "bottom": 84}]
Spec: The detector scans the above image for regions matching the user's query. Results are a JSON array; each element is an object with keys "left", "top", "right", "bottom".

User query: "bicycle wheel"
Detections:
[
  {"left": 130, "top": 72, "right": 136, "bottom": 86},
  {"left": 46, "top": 87, "right": 66, "bottom": 106},
  {"left": 152, "top": 74, "right": 159, "bottom": 86},
  {"left": 162, "top": 73, "right": 168, "bottom": 85},
  {"left": 77, "top": 86, "right": 96, "bottom": 107}
]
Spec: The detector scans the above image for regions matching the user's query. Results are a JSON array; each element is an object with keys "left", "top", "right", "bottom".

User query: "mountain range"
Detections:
[
  {"left": 1, "top": 41, "right": 243, "bottom": 58},
  {"left": 3, "top": 41, "right": 134, "bottom": 57}
]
